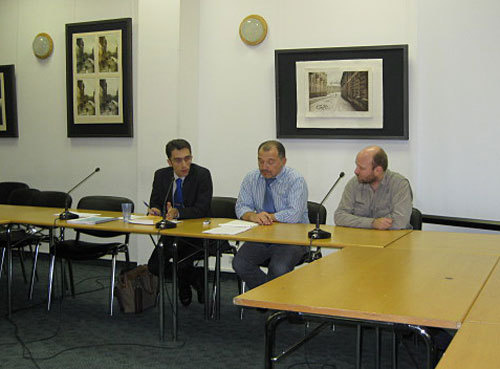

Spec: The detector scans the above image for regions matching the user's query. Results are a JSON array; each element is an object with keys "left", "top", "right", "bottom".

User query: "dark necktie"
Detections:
[
  {"left": 263, "top": 178, "right": 276, "bottom": 213},
  {"left": 174, "top": 178, "right": 184, "bottom": 208}
]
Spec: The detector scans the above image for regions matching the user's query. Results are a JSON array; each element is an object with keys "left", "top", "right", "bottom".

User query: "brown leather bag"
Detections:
[{"left": 115, "top": 265, "right": 158, "bottom": 313}]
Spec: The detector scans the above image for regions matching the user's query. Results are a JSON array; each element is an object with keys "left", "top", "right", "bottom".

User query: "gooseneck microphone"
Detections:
[
  {"left": 59, "top": 167, "right": 101, "bottom": 220},
  {"left": 308, "top": 171, "right": 345, "bottom": 239},
  {"left": 155, "top": 177, "right": 177, "bottom": 229}
]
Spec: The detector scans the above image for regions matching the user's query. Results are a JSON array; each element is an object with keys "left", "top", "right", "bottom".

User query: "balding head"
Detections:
[
  {"left": 358, "top": 146, "right": 388, "bottom": 172},
  {"left": 354, "top": 146, "right": 388, "bottom": 186}
]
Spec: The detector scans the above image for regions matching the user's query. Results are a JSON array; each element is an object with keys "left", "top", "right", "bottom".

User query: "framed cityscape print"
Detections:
[
  {"left": 275, "top": 45, "right": 408, "bottom": 139},
  {"left": 0, "top": 64, "right": 18, "bottom": 138},
  {"left": 65, "top": 18, "right": 133, "bottom": 137}
]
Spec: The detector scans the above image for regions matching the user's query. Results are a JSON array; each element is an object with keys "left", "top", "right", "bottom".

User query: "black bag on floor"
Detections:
[{"left": 115, "top": 265, "right": 158, "bottom": 313}]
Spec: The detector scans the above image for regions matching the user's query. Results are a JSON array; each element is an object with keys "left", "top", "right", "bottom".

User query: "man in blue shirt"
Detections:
[{"left": 233, "top": 140, "right": 309, "bottom": 289}]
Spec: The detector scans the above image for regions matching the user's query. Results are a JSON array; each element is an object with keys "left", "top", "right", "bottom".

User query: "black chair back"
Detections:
[
  {"left": 410, "top": 207, "right": 423, "bottom": 230},
  {"left": 77, "top": 196, "right": 134, "bottom": 238},
  {"left": 0, "top": 182, "right": 29, "bottom": 204},
  {"left": 307, "top": 201, "right": 327, "bottom": 225},
  {"left": 7, "top": 188, "right": 41, "bottom": 206},
  {"left": 34, "top": 191, "right": 72, "bottom": 208},
  {"left": 211, "top": 196, "right": 237, "bottom": 219}
]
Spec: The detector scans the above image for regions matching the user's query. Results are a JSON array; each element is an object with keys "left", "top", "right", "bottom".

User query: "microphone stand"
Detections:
[
  {"left": 59, "top": 168, "right": 101, "bottom": 220},
  {"left": 156, "top": 177, "right": 177, "bottom": 229},
  {"left": 308, "top": 172, "right": 345, "bottom": 239}
]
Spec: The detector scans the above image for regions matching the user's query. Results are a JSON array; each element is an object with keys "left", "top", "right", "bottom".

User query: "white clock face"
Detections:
[
  {"left": 240, "top": 15, "right": 267, "bottom": 45},
  {"left": 33, "top": 33, "right": 53, "bottom": 59}
]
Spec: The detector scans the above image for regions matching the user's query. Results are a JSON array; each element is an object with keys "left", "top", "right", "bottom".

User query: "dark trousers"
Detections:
[
  {"left": 147, "top": 236, "right": 204, "bottom": 288},
  {"left": 232, "top": 242, "right": 307, "bottom": 290}
]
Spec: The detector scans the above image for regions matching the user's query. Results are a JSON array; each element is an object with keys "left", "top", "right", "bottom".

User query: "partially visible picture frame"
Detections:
[
  {"left": 65, "top": 18, "right": 133, "bottom": 137},
  {"left": 0, "top": 64, "right": 18, "bottom": 138},
  {"left": 275, "top": 45, "right": 408, "bottom": 139}
]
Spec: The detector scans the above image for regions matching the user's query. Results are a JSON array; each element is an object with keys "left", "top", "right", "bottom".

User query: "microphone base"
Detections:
[
  {"left": 308, "top": 227, "right": 331, "bottom": 239},
  {"left": 155, "top": 219, "right": 177, "bottom": 229},
  {"left": 59, "top": 211, "right": 79, "bottom": 220}
]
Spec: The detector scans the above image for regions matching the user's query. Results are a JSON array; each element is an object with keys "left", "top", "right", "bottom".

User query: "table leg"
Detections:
[
  {"left": 406, "top": 325, "right": 435, "bottom": 369},
  {"left": 204, "top": 239, "right": 209, "bottom": 319},
  {"left": 215, "top": 240, "right": 221, "bottom": 320},
  {"left": 264, "top": 311, "right": 289, "bottom": 369},
  {"left": 158, "top": 237, "right": 165, "bottom": 341},
  {"left": 172, "top": 238, "right": 178, "bottom": 341},
  {"left": 356, "top": 324, "right": 362, "bottom": 369},
  {"left": 6, "top": 225, "right": 12, "bottom": 318}
]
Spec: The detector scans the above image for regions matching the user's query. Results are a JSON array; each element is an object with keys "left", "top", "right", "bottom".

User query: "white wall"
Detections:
[
  {"left": 197, "top": 0, "right": 416, "bottom": 218},
  {"left": 1, "top": 0, "right": 499, "bottom": 264}
]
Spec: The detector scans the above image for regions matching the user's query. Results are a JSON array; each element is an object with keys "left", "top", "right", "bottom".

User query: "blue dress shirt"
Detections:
[{"left": 236, "top": 166, "right": 309, "bottom": 224}]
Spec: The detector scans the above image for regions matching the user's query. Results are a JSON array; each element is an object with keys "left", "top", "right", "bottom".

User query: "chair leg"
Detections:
[
  {"left": 18, "top": 247, "right": 28, "bottom": 283},
  {"left": 239, "top": 280, "right": 247, "bottom": 320},
  {"left": 47, "top": 254, "right": 56, "bottom": 311},
  {"left": 356, "top": 324, "right": 362, "bottom": 369},
  {"left": 60, "top": 258, "right": 66, "bottom": 300},
  {"left": 28, "top": 243, "right": 40, "bottom": 300},
  {"left": 124, "top": 247, "right": 130, "bottom": 268},
  {"left": 110, "top": 253, "right": 117, "bottom": 316},
  {"left": 67, "top": 260, "right": 75, "bottom": 298},
  {"left": 375, "top": 326, "right": 381, "bottom": 369},
  {"left": 0, "top": 247, "right": 5, "bottom": 279}
]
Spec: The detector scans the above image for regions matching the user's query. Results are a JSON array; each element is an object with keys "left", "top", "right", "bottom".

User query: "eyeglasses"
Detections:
[{"left": 171, "top": 155, "right": 193, "bottom": 165}]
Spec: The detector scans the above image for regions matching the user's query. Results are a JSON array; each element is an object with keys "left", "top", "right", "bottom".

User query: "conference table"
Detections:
[
  {"left": 0, "top": 204, "right": 410, "bottom": 342},
  {"left": 234, "top": 232, "right": 500, "bottom": 369},
  {"left": 435, "top": 256, "right": 500, "bottom": 369}
]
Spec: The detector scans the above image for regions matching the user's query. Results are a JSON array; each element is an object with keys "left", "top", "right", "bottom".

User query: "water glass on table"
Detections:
[{"left": 121, "top": 203, "right": 133, "bottom": 222}]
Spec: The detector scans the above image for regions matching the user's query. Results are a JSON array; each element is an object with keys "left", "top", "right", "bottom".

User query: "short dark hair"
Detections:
[
  {"left": 372, "top": 147, "right": 388, "bottom": 171},
  {"left": 165, "top": 139, "right": 191, "bottom": 159},
  {"left": 258, "top": 140, "right": 286, "bottom": 159}
]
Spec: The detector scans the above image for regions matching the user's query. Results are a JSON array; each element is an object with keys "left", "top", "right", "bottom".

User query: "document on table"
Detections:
[
  {"left": 126, "top": 216, "right": 182, "bottom": 225},
  {"left": 67, "top": 216, "right": 117, "bottom": 225},
  {"left": 202, "top": 219, "right": 257, "bottom": 235}
]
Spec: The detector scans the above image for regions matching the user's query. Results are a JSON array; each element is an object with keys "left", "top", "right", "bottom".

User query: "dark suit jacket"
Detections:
[{"left": 149, "top": 163, "right": 212, "bottom": 219}]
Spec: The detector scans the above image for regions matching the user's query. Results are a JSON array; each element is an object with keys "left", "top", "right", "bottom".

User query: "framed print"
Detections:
[
  {"left": 66, "top": 18, "right": 133, "bottom": 137},
  {"left": 0, "top": 64, "right": 18, "bottom": 138},
  {"left": 275, "top": 45, "right": 408, "bottom": 139}
]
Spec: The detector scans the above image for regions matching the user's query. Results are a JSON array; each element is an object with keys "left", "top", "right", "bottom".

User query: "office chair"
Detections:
[
  {"left": 0, "top": 188, "right": 41, "bottom": 283},
  {"left": 239, "top": 201, "right": 327, "bottom": 318},
  {"left": 47, "top": 195, "right": 133, "bottom": 316},
  {"left": 209, "top": 196, "right": 240, "bottom": 317},
  {"left": 0, "top": 182, "right": 29, "bottom": 204},
  {"left": 410, "top": 207, "right": 423, "bottom": 230},
  {"left": 27, "top": 191, "right": 73, "bottom": 299}
]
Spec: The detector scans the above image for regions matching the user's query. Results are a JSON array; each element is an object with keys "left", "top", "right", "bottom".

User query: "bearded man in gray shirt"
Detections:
[{"left": 334, "top": 146, "right": 413, "bottom": 230}]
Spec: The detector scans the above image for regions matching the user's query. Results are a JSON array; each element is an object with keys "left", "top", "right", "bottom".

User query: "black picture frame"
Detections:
[
  {"left": 275, "top": 45, "right": 408, "bottom": 140},
  {"left": 0, "top": 64, "right": 18, "bottom": 138},
  {"left": 65, "top": 18, "right": 133, "bottom": 137}
]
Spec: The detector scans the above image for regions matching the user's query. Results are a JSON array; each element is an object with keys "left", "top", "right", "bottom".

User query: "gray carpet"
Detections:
[{"left": 1, "top": 253, "right": 431, "bottom": 369}]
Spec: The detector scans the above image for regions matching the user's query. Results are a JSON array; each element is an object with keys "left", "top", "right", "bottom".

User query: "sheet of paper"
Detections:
[
  {"left": 219, "top": 220, "right": 257, "bottom": 228},
  {"left": 202, "top": 225, "right": 253, "bottom": 235}
]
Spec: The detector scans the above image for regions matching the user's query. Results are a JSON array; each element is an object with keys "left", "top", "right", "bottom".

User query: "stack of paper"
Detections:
[
  {"left": 202, "top": 220, "right": 257, "bottom": 235},
  {"left": 67, "top": 216, "right": 117, "bottom": 225}
]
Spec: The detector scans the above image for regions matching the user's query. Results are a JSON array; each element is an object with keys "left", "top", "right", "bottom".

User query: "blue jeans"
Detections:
[{"left": 232, "top": 242, "right": 307, "bottom": 290}]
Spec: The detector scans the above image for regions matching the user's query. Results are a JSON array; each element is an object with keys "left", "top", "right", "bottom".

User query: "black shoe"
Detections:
[
  {"left": 179, "top": 281, "right": 192, "bottom": 307},
  {"left": 191, "top": 268, "right": 205, "bottom": 304}
]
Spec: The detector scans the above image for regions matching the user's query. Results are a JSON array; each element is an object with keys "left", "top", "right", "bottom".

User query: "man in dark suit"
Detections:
[{"left": 147, "top": 139, "right": 213, "bottom": 306}]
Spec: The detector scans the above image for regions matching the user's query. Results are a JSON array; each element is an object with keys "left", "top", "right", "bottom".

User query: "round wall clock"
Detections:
[
  {"left": 239, "top": 15, "right": 268, "bottom": 46},
  {"left": 32, "top": 33, "right": 54, "bottom": 59}
]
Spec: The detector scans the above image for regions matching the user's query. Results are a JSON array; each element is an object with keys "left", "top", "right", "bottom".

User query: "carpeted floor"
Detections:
[{"left": 1, "top": 253, "right": 431, "bottom": 369}]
